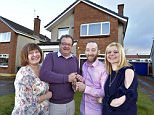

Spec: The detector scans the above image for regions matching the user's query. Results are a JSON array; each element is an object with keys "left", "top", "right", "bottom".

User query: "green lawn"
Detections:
[
  {"left": 137, "top": 90, "right": 154, "bottom": 115},
  {"left": 0, "top": 94, "right": 14, "bottom": 115},
  {"left": 0, "top": 90, "right": 154, "bottom": 115}
]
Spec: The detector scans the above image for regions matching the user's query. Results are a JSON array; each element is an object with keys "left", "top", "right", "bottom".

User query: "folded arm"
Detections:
[{"left": 110, "top": 68, "right": 136, "bottom": 107}]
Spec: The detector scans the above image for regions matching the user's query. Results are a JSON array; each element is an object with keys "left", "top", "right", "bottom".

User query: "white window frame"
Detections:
[
  {"left": 43, "top": 51, "right": 53, "bottom": 59},
  {"left": 0, "top": 54, "right": 9, "bottom": 67},
  {"left": 0, "top": 32, "right": 11, "bottom": 42},
  {"left": 58, "top": 28, "right": 69, "bottom": 40},
  {"left": 80, "top": 22, "right": 110, "bottom": 37}
]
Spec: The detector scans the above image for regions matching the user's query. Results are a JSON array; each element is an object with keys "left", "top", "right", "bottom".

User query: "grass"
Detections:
[
  {"left": 137, "top": 89, "right": 154, "bottom": 115},
  {"left": 74, "top": 92, "right": 82, "bottom": 115},
  {"left": 0, "top": 90, "right": 154, "bottom": 115},
  {"left": 0, "top": 94, "right": 14, "bottom": 115}
]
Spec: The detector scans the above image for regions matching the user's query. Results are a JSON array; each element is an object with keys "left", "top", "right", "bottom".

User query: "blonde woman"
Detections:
[
  {"left": 102, "top": 42, "right": 138, "bottom": 115},
  {"left": 12, "top": 43, "right": 52, "bottom": 115}
]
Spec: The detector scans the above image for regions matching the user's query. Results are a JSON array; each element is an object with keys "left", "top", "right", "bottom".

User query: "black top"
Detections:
[{"left": 102, "top": 66, "right": 138, "bottom": 115}]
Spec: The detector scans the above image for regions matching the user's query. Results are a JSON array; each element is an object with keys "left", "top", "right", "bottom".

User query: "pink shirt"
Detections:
[{"left": 80, "top": 59, "right": 108, "bottom": 115}]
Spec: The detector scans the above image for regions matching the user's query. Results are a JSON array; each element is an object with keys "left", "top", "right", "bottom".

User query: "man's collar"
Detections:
[
  {"left": 86, "top": 59, "right": 99, "bottom": 67},
  {"left": 57, "top": 51, "right": 73, "bottom": 59}
]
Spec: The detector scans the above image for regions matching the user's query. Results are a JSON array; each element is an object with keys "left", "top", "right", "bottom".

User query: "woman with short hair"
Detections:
[{"left": 12, "top": 43, "right": 52, "bottom": 115}]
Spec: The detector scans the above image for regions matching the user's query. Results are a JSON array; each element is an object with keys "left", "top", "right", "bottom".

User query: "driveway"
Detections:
[
  {"left": 0, "top": 80, "right": 15, "bottom": 96},
  {"left": 138, "top": 76, "right": 154, "bottom": 102}
]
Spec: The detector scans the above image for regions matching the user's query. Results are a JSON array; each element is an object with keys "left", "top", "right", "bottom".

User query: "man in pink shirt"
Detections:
[{"left": 76, "top": 41, "right": 108, "bottom": 115}]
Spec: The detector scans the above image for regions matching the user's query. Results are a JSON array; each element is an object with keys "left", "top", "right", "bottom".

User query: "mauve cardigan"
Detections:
[{"left": 40, "top": 52, "right": 80, "bottom": 104}]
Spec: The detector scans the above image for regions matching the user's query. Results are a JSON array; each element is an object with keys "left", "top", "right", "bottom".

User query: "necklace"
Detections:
[{"left": 109, "top": 71, "right": 118, "bottom": 87}]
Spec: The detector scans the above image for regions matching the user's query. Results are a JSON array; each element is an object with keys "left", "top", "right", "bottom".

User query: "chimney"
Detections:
[
  {"left": 118, "top": 4, "right": 124, "bottom": 16},
  {"left": 34, "top": 16, "right": 40, "bottom": 36}
]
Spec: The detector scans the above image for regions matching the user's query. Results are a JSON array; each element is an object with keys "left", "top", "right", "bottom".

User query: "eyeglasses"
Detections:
[{"left": 61, "top": 42, "right": 72, "bottom": 47}]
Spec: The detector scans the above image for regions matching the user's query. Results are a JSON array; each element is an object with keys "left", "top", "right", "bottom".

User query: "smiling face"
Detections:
[
  {"left": 28, "top": 49, "right": 41, "bottom": 66},
  {"left": 59, "top": 37, "right": 73, "bottom": 57},
  {"left": 21, "top": 43, "right": 42, "bottom": 66},
  {"left": 106, "top": 46, "right": 120, "bottom": 65},
  {"left": 105, "top": 42, "right": 128, "bottom": 73},
  {"left": 85, "top": 42, "right": 98, "bottom": 63}
]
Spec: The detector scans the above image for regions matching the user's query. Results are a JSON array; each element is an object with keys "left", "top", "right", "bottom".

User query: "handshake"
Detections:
[{"left": 68, "top": 72, "right": 86, "bottom": 92}]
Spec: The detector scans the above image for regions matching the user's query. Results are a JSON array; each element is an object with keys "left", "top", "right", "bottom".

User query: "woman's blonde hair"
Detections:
[
  {"left": 20, "top": 43, "right": 42, "bottom": 66},
  {"left": 105, "top": 42, "right": 130, "bottom": 74}
]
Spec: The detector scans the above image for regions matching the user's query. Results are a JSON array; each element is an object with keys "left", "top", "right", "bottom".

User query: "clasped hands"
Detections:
[{"left": 68, "top": 72, "right": 86, "bottom": 92}]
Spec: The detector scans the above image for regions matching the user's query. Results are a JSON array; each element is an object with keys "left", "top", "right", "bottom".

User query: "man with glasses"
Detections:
[{"left": 40, "top": 35, "right": 81, "bottom": 115}]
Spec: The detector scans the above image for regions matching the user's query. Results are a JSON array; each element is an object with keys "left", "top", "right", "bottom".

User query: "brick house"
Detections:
[
  {"left": 44, "top": 0, "right": 128, "bottom": 67},
  {"left": 0, "top": 16, "right": 49, "bottom": 76},
  {"left": 150, "top": 40, "right": 154, "bottom": 77}
]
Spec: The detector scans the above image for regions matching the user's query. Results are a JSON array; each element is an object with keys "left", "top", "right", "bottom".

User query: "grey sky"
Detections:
[
  {"left": 99, "top": 0, "right": 154, "bottom": 55},
  {"left": 0, "top": 0, "right": 153, "bottom": 55}
]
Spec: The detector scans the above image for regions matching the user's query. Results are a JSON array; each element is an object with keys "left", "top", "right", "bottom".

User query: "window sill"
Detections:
[
  {"left": 80, "top": 34, "right": 110, "bottom": 38},
  {"left": 0, "top": 65, "right": 8, "bottom": 68}
]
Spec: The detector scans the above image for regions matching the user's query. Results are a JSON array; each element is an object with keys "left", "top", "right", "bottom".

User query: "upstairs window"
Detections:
[
  {"left": 89, "top": 23, "right": 101, "bottom": 36},
  {"left": 0, "top": 54, "right": 9, "bottom": 67},
  {"left": 0, "top": 32, "right": 11, "bottom": 42},
  {"left": 80, "top": 22, "right": 110, "bottom": 37},
  {"left": 58, "top": 28, "right": 69, "bottom": 40}
]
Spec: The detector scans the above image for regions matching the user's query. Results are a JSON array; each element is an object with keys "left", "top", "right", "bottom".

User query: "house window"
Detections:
[
  {"left": 80, "top": 22, "right": 110, "bottom": 36},
  {"left": 58, "top": 28, "right": 69, "bottom": 39},
  {"left": 0, "top": 32, "right": 11, "bottom": 42},
  {"left": 89, "top": 23, "right": 101, "bottom": 36},
  {"left": 0, "top": 54, "right": 9, "bottom": 67},
  {"left": 102, "top": 22, "right": 110, "bottom": 35},
  {"left": 80, "top": 25, "right": 87, "bottom": 35}
]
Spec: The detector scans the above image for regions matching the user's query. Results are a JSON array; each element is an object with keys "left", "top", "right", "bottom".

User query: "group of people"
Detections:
[{"left": 12, "top": 34, "right": 138, "bottom": 115}]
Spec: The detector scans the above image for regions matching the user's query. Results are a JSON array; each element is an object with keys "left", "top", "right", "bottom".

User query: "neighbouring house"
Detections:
[
  {"left": 43, "top": 0, "right": 128, "bottom": 67},
  {"left": 126, "top": 54, "right": 151, "bottom": 63},
  {"left": 150, "top": 40, "right": 154, "bottom": 77},
  {"left": 0, "top": 16, "right": 50, "bottom": 76},
  {"left": 126, "top": 54, "right": 151, "bottom": 76}
]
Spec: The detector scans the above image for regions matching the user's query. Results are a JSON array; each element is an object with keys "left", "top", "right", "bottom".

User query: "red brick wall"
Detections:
[
  {"left": 74, "top": 2, "right": 119, "bottom": 58},
  {"left": 0, "top": 20, "right": 17, "bottom": 74}
]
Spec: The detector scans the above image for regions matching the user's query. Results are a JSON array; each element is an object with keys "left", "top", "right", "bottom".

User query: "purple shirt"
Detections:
[
  {"left": 40, "top": 52, "right": 80, "bottom": 104},
  {"left": 80, "top": 59, "right": 108, "bottom": 115}
]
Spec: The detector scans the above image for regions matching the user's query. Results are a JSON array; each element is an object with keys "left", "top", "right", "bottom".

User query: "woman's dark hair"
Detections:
[{"left": 20, "top": 43, "right": 42, "bottom": 66}]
